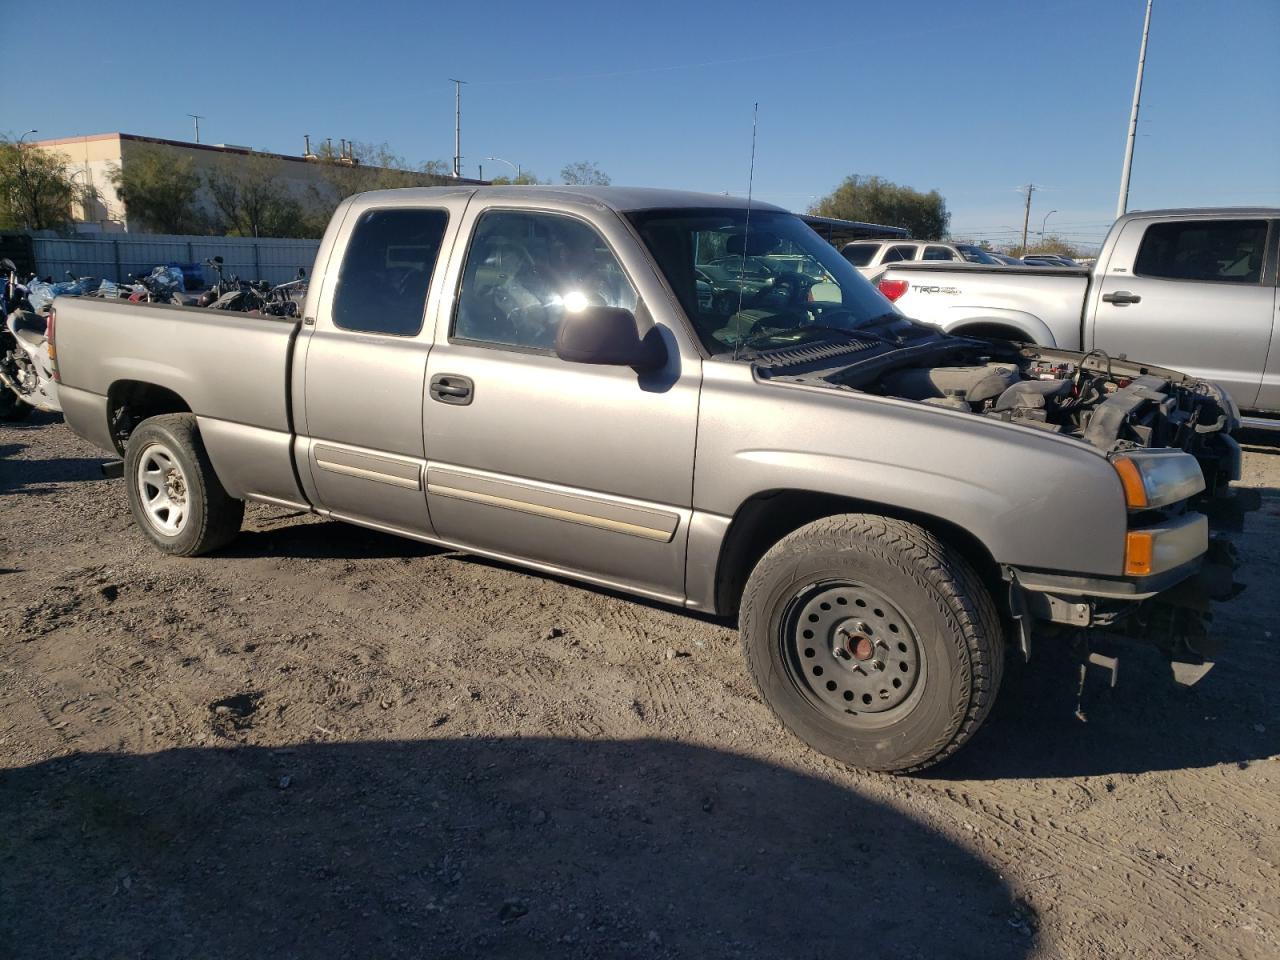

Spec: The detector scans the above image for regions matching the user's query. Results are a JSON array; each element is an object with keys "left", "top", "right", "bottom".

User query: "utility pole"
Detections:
[
  {"left": 449, "top": 79, "right": 466, "bottom": 178},
  {"left": 187, "top": 114, "right": 204, "bottom": 144},
  {"left": 1020, "top": 184, "right": 1036, "bottom": 254},
  {"left": 1117, "top": 0, "right": 1154, "bottom": 219}
]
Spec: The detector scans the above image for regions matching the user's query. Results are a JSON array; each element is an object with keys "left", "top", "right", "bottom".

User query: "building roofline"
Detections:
[{"left": 30, "top": 132, "right": 487, "bottom": 183}]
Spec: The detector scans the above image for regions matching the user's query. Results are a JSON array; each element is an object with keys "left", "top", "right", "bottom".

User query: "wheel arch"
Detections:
[
  {"left": 106, "top": 379, "right": 193, "bottom": 454},
  {"left": 711, "top": 489, "right": 1005, "bottom": 619},
  {"left": 940, "top": 308, "right": 1055, "bottom": 346}
]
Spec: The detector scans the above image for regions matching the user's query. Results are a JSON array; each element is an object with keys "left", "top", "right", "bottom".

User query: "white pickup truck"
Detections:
[{"left": 872, "top": 208, "right": 1279, "bottom": 424}]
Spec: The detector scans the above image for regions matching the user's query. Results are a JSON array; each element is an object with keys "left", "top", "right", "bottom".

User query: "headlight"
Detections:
[{"left": 1112, "top": 450, "right": 1205, "bottom": 511}]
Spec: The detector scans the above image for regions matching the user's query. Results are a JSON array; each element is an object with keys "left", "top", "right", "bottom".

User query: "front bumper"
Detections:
[{"left": 1005, "top": 510, "right": 1241, "bottom": 686}]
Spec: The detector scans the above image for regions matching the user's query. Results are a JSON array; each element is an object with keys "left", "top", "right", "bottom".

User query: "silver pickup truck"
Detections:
[
  {"left": 872, "top": 207, "right": 1280, "bottom": 425},
  {"left": 51, "top": 186, "right": 1247, "bottom": 772}
]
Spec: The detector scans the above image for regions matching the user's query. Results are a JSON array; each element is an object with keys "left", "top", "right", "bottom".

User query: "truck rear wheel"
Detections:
[
  {"left": 124, "top": 414, "right": 243, "bottom": 556},
  {"left": 740, "top": 514, "right": 1004, "bottom": 773}
]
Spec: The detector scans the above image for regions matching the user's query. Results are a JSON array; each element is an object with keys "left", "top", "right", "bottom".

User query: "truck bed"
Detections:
[
  {"left": 55, "top": 297, "right": 300, "bottom": 436},
  {"left": 873, "top": 260, "right": 1091, "bottom": 349}
]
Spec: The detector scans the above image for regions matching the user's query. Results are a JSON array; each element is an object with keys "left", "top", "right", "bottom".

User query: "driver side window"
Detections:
[{"left": 453, "top": 210, "right": 637, "bottom": 350}]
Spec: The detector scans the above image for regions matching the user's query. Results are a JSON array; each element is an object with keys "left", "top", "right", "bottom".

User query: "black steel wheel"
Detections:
[{"left": 740, "top": 514, "right": 1005, "bottom": 773}]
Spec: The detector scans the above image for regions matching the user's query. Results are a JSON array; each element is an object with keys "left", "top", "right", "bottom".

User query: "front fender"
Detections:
[{"left": 689, "top": 367, "right": 1129, "bottom": 606}]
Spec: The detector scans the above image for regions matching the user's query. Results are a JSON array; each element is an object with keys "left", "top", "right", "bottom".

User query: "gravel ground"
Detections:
[{"left": 1, "top": 413, "right": 1277, "bottom": 959}]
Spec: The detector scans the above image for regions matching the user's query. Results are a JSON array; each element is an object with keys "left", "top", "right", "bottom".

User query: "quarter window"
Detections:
[
  {"left": 923, "top": 245, "right": 957, "bottom": 261},
  {"left": 1134, "top": 219, "right": 1267, "bottom": 284},
  {"left": 331, "top": 208, "right": 449, "bottom": 335},
  {"left": 454, "top": 210, "right": 637, "bottom": 350}
]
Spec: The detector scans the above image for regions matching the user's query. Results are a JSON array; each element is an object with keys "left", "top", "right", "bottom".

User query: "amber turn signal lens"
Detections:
[
  {"left": 1113, "top": 456, "right": 1148, "bottom": 509},
  {"left": 1124, "top": 530, "right": 1154, "bottom": 576}
]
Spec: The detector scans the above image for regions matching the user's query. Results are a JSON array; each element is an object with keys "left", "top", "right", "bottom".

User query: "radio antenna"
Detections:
[{"left": 732, "top": 102, "right": 759, "bottom": 362}]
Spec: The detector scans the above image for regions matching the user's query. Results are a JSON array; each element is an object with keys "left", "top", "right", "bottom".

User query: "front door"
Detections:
[
  {"left": 423, "top": 202, "right": 701, "bottom": 603},
  {"left": 298, "top": 198, "right": 464, "bottom": 535},
  {"left": 1090, "top": 217, "right": 1276, "bottom": 409}
]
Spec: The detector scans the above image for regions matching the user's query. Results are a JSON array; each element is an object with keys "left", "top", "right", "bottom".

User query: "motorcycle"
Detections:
[
  {"left": 259, "top": 267, "right": 308, "bottom": 318},
  {"left": 0, "top": 259, "right": 60, "bottom": 418},
  {"left": 127, "top": 265, "right": 193, "bottom": 305}
]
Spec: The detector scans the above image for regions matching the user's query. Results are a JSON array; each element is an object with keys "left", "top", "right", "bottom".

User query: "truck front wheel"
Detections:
[
  {"left": 124, "top": 414, "right": 243, "bottom": 556},
  {"left": 740, "top": 514, "right": 1005, "bottom": 773}
]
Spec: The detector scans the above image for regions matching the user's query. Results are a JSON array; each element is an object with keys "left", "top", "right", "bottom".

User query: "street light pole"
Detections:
[
  {"left": 17, "top": 129, "right": 37, "bottom": 144},
  {"left": 485, "top": 157, "right": 521, "bottom": 180},
  {"left": 1117, "top": 0, "right": 1154, "bottom": 219},
  {"left": 1040, "top": 209, "right": 1058, "bottom": 242},
  {"left": 187, "top": 114, "right": 204, "bottom": 144}
]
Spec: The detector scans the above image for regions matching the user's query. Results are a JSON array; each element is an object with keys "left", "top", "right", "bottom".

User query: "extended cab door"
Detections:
[
  {"left": 422, "top": 200, "right": 701, "bottom": 603},
  {"left": 294, "top": 193, "right": 471, "bottom": 535},
  {"left": 1087, "top": 215, "right": 1276, "bottom": 409}
]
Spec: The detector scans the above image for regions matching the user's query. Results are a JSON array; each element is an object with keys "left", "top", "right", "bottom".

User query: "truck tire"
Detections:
[
  {"left": 124, "top": 414, "right": 243, "bottom": 556},
  {"left": 740, "top": 514, "right": 1005, "bottom": 773}
]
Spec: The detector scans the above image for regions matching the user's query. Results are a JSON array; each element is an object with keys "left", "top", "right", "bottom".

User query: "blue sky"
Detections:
[{"left": 7, "top": 0, "right": 1278, "bottom": 249}]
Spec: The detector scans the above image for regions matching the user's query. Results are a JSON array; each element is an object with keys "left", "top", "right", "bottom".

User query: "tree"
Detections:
[
  {"left": 206, "top": 156, "right": 306, "bottom": 238},
  {"left": 1016, "top": 234, "right": 1086, "bottom": 259},
  {"left": 809, "top": 174, "right": 949, "bottom": 240},
  {"left": 0, "top": 138, "right": 75, "bottom": 231},
  {"left": 108, "top": 148, "right": 208, "bottom": 234},
  {"left": 560, "top": 161, "right": 610, "bottom": 186},
  {"left": 489, "top": 171, "right": 545, "bottom": 185},
  {"left": 304, "top": 141, "right": 455, "bottom": 236}
]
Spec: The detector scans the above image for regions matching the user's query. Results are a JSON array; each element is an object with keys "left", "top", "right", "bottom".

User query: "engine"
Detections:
[{"left": 866, "top": 346, "right": 1240, "bottom": 488}]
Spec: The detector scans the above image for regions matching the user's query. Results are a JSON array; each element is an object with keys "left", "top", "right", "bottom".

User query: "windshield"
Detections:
[
  {"left": 626, "top": 208, "right": 898, "bottom": 355},
  {"left": 955, "top": 244, "right": 1002, "bottom": 265}
]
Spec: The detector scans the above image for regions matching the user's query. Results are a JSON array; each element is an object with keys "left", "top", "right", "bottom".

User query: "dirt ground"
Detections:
[{"left": 1, "top": 413, "right": 1277, "bottom": 960}]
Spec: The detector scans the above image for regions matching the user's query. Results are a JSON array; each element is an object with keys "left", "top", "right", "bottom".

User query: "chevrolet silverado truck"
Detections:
[
  {"left": 51, "top": 187, "right": 1246, "bottom": 771},
  {"left": 871, "top": 207, "right": 1280, "bottom": 427}
]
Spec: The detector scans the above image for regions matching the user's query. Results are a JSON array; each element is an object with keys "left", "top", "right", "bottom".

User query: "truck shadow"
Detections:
[
  {"left": 0, "top": 737, "right": 1036, "bottom": 960},
  {"left": 0, "top": 441, "right": 108, "bottom": 495},
  {"left": 930, "top": 638, "right": 1279, "bottom": 781}
]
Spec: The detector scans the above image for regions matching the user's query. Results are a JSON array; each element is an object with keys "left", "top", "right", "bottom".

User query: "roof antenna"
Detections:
[{"left": 732, "top": 102, "right": 759, "bottom": 362}]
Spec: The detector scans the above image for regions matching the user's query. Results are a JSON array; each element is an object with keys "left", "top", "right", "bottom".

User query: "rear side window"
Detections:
[
  {"left": 923, "top": 245, "right": 957, "bottom": 261},
  {"left": 331, "top": 208, "right": 449, "bottom": 335},
  {"left": 1134, "top": 219, "right": 1267, "bottom": 284},
  {"left": 841, "top": 244, "right": 877, "bottom": 266},
  {"left": 881, "top": 245, "right": 917, "bottom": 263}
]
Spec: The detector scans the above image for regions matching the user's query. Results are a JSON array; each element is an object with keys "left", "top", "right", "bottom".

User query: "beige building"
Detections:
[{"left": 31, "top": 132, "right": 480, "bottom": 234}]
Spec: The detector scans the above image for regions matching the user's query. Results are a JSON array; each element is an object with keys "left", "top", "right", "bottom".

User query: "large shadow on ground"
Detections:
[{"left": 0, "top": 738, "right": 1036, "bottom": 960}]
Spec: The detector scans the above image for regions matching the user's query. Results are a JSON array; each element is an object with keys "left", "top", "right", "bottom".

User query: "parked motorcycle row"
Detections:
[{"left": 0, "top": 256, "right": 308, "bottom": 420}]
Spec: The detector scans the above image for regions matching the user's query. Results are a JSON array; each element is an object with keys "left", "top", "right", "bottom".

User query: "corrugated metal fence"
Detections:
[{"left": 32, "top": 233, "right": 321, "bottom": 287}]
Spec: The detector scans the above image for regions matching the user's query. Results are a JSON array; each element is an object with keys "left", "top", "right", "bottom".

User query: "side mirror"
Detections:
[
  {"left": 213, "top": 256, "right": 224, "bottom": 265},
  {"left": 297, "top": 266, "right": 307, "bottom": 278},
  {"left": 555, "top": 305, "right": 666, "bottom": 370}
]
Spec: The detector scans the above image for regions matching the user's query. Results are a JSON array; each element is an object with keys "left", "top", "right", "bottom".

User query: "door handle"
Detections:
[
  {"left": 1102, "top": 290, "right": 1142, "bottom": 305},
  {"left": 430, "top": 373, "right": 473, "bottom": 405}
]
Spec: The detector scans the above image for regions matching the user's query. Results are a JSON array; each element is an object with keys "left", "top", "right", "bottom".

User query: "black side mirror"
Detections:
[{"left": 555, "top": 305, "right": 666, "bottom": 370}]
